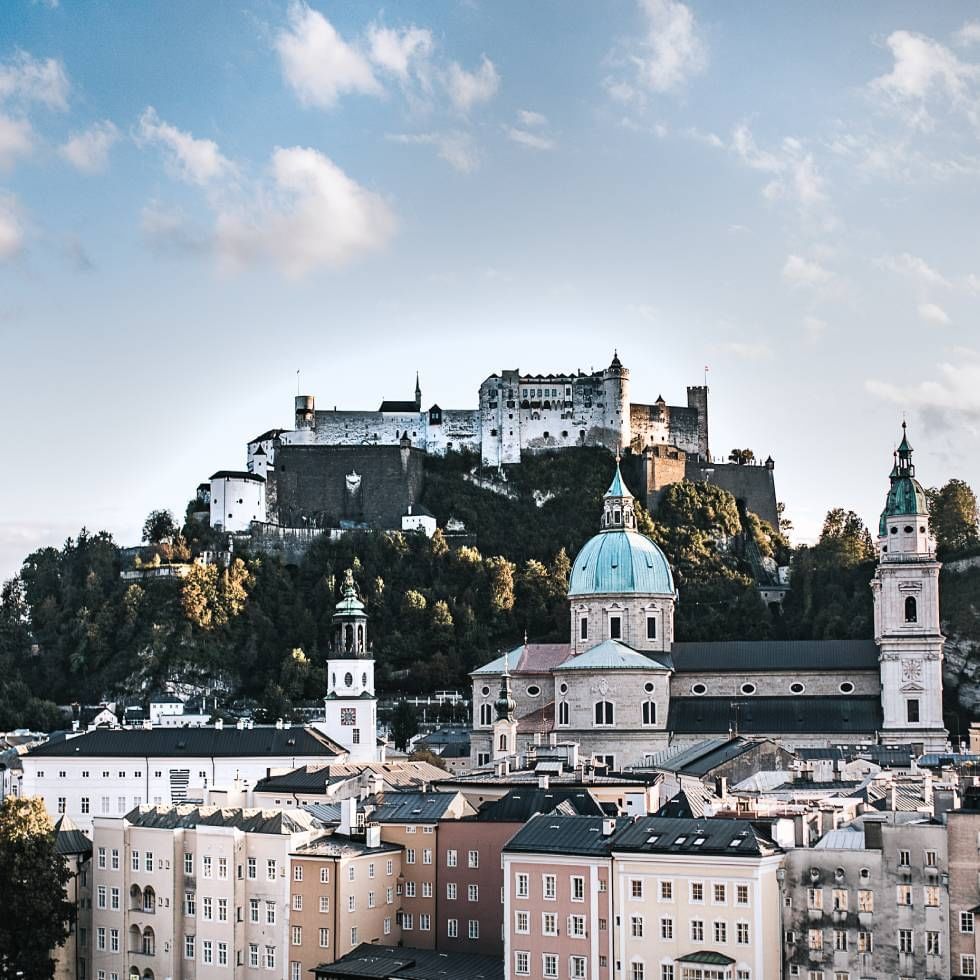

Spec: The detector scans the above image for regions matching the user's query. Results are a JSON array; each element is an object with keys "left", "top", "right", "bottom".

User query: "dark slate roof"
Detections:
[
  {"left": 314, "top": 943, "right": 503, "bottom": 980},
  {"left": 476, "top": 788, "right": 603, "bottom": 822},
  {"left": 612, "top": 816, "right": 779, "bottom": 857},
  {"left": 655, "top": 792, "right": 697, "bottom": 819},
  {"left": 671, "top": 639, "right": 880, "bottom": 673},
  {"left": 54, "top": 815, "right": 92, "bottom": 857},
  {"left": 209, "top": 470, "right": 265, "bottom": 482},
  {"left": 370, "top": 792, "right": 462, "bottom": 823},
  {"left": 254, "top": 762, "right": 448, "bottom": 795},
  {"left": 503, "top": 814, "right": 630, "bottom": 856},
  {"left": 249, "top": 428, "right": 284, "bottom": 444},
  {"left": 294, "top": 832, "right": 401, "bottom": 858},
  {"left": 378, "top": 400, "right": 420, "bottom": 413},
  {"left": 667, "top": 696, "right": 883, "bottom": 735},
  {"left": 125, "top": 804, "right": 325, "bottom": 834},
  {"left": 797, "top": 744, "right": 914, "bottom": 767},
  {"left": 677, "top": 951, "right": 735, "bottom": 966},
  {"left": 28, "top": 726, "right": 346, "bottom": 759},
  {"left": 649, "top": 737, "right": 769, "bottom": 776}
]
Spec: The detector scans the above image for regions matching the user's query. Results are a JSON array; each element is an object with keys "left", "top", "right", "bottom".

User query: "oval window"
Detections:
[
  {"left": 526, "top": 685, "right": 541, "bottom": 698},
  {"left": 559, "top": 682, "right": 568, "bottom": 694},
  {"left": 790, "top": 682, "right": 805, "bottom": 695},
  {"left": 691, "top": 683, "right": 707, "bottom": 696},
  {"left": 644, "top": 682, "right": 655, "bottom": 693},
  {"left": 839, "top": 682, "right": 854, "bottom": 694},
  {"left": 904, "top": 525, "right": 914, "bottom": 534},
  {"left": 362, "top": 672, "right": 368, "bottom": 688},
  {"left": 481, "top": 686, "right": 490, "bottom": 697},
  {"left": 890, "top": 527, "right": 898, "bottom": 535},
  {"left": 740, "top": 683, "right": 756, "bottom": 695},
  {"left": 344, "top": 672, "right": 354, "bottom": 688},
  {"left": 919, "top": 526, "right": 926, "bottom": 533}
]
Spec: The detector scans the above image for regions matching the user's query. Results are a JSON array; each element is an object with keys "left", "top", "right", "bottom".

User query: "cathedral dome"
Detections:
[{"left": 568, "top": 529, "right": 674, "bottom": 597}]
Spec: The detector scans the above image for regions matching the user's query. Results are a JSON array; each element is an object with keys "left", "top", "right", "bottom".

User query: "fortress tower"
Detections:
[
  {"left": 873, "top": 425, "right": 946, "bottom": 752},
  {"left": 602, "top": 350, "right": 631, "bottom": 452}
]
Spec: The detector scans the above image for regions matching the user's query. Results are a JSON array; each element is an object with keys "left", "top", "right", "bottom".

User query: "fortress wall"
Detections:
[
  {"left": 688, "top": 460, "right": 779, "bottom": 527},
  {"left": 424, "top": 409, "right": 481, "bottom": 455},
  {"left": 284, "top": 411, "right": 427, "bottom": 450}
]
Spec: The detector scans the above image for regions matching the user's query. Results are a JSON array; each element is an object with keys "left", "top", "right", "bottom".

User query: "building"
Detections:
[
  {"left": 312, "top": 943, "right": 504, "bottom": 980},
  {"left": 23, "top": 725, "right": 348, "bottom": 831},
  {"left": 947, "top": 788, "right": 980, "bottom": 979},
  {"left": 782, "top": 812, "right": 950, "bottom": 980},
  {"left": 209, "top": 470, "right": 266, "bottom": 532},
  {"left": 469, "top": 428, "right": 947, "bottom": 767},
  {"left": 53, "top": 814, "right": 93, "bottom": 980}
]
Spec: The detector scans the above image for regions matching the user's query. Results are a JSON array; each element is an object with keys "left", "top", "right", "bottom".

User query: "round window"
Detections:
[
  {"left": 904, "top": 525, "right": 914, "bottom": 533},
  {"left": 790, "top": 682, "right": 805, "bottom": 695},
  {"left": 740, "top": 683, "right": 756, "bottom": 695},
  {"left": 481, "top": 686, "right": 490, "bottom": 697},
  {"left": 920, "top": 525, "right": 926, "bottom": 533},
  {"left": 691, "top": 683, "right": 707, "bottom": 696},
  {"left": 344, "top": 672, "right": 353, "bottom": 688},
  {"left": 890, "top": 526, "right": 898, "bottom": 534},
  {"left": 559, "top": 682, "right": 568, "bottom": 694},
  {"left": 526, "top": 685, "right": 541, "bottom": 698},
  {"left": 860, "top": 868, "right": 870, "bottom": 880},
  {"left": 839, "top": 681, "right": 854, "bottom": 694},
  {"left": 644, "top": 682, "right": 654, "bottom": 693},
  {"left": 882, "top": 545, "right": 888, "bottom": 553}
]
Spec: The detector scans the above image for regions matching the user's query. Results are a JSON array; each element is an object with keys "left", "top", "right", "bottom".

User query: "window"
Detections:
[
  {"left": 402, "top": 913, "right": 413, "bottom": 930},
  {"left": 203, "top": 940, "right": 213, "bottom": 965},
  {"left": 419, "top": 914, "right": 430, "bottom": 931},
  {"left": 202, "top": 854, "right": 211, "bottom": 877},
  {"left": 558, "top": 701, "right": 569, "bottom": 726},
  {"left": 468, "top": 849, "right": 479, "bottom": 868},
  {"left": 249, "top": 899, "right": 259, "bottom": 922},
  {"left": 962, "top": 955, "right": 977, "bottom": 977},
  {"left": 898, "top": 848, "right": 911, "bottom": 866},
  {"left": 348, "top": 865, "right": 355, "bottom": 882},
  {"left": 571, "top": 876, "right": 585, "bottom": 902},
  {"left": 905, "top": 596, "right": 917, "bottom": 622},
  {"left": 570, "top": 956, "right": 586, "bottom": 979},
  {"left": 924, "top": 849, "right": 938, "bottom": 867},
  {"left": 348, "top": 895, "right": 356, "bottom": 912},
  {"left": 646, "top": 616, "right": 657, "bottom": 639},
  {"left": 858, "top": 889, "right": 873, "bottom": 912},
  {"left": 423, "top": 848, "right": 432, "bottom": 865},
  {"left": 736, "top": 883, "right": 749, "bottom": 906},
  {"left": 110, "top": 887, "right": 119, "bottom": 910},
  {"left": 97, "top": 886, "right": 106, "bottom": 909},
  {"left": 447, "top": 849, "right": 458, "bottom": 867},
  {"left": 266, "top": 901, "right": 276, "bottom": 924},
  {"left": 790, "top": 682, "right": 805, "bottom": 695},
  {"left": 569, "top": 915, "right": 586, "bottom": 937},
  {"left": 631, "top": 879, "right": 643, "bottom": 899},
  {"left": 422, "top": 882, "right": 432, "bottom": 898},
  {"left": 691, "top": 919, "right": 704, "bottom": 942},
  {"left": 405, "top": 882, "right": 416, "bottom": 898},
  {"left": 926, "top": 931, "right": 941, "bottom": 956},
  {"left": 467, "top": 884, "right": 478, "bottom": 902},
  {"left": 247, "top": 856, "right": 256, "bottom": 879},
  {"left": 544, "top": 954, "right": 559, "bottom": 979},
  {"left": 543, "top": 874, "right": 557, "bottom": 900},
  {"left": 661, "top": 916, "right": 673, "bottom": 940},
  {"left": 713, "top": 883, "right": 727, "bottom": 904},
  {"left": 218, "top": 897, "right": 227, "bottom": 921},
  {"left": 737, "top": 922, "right": 749, "bottom": 944},
  {"left": 642, "top": 701, "right": 657, "bottom": 725},
  {"left": 267, "top": 859, "right": 277, "bottom": 880},
  {"left": 321, "top": 866, "right": 330, "bottom": 883},
  {"left": 543, "top": 912, "right": 558, "bottom": 935},
  {"left": 249, "top": 944, "right": 259, "bottom": 968},
  {"left": 479, "top": 703, "right": 492, "bottom": 726},
  {"left": 857, "top": 931, "right": 873, "bottom": 953},
  {"left": 925, "top": 885, "right": 940, "bottom": 907},
  {"left": 808, "top": 929, "right": 823, "bottom": 951},
  {"left": 662, "top": 968, "right": 674, "bottom": 980},
  {"left": 834, "top": 930, "right": 847, "bottom": 951},
  {"left": 203, "top": 897, "right": 213, "bottom": 921},
  {"left": 81, "top": 797, "right": 90, "bottom": 814},
  {"left": 446, "top": 883, "right": 457, "bottom": 900},
  {"left": 97, "top": 847, "right": 106, "bottom": 869},
  {"left": 807, "top": 887, "right": 823, "bottom": 910},
  {"left": 515, "top": 911, "right": 530, "bottom": 934},
  {"left": 961, "top": 911, "right": 976, "bottom": 933},
  {"left": 714, "top": 921, "right": 727, "bottom": 943},
  {"left": 594, "top": 701, "right": 614, "bottom": 726},
  {"left": 609, "top": 616, "right": 621, "bottom": 639},
  {"left": 906, "top": 698, "right": 920, "bottom": 723},
  {"left": 185, "top": 892, "right": 196, "bottom": 916},
  {"left": 898, "top": 929, "right": 913, "bottom": 954},
  {"left": 632, "top": 964, "right": 645, "bottom": 980},
  {"left": 320, "top": 895, "right": 329, "bottom": 912},
  {"left": 515, "top": 873, "right": 529, "bottom": 899},
  {"left": 292, "top": 894, "right": 302, "bottom": 911},
  {"left": 832, "top": 888, "right": 847, "bottom": 910},
  {"left": 580, "top": 617, "right": 588, "bottom": 640},
  {"left": 468, "top": 919, "right": 479, "bottom": 939},
  {"left": 291, "top": 926, "right": 302, "bottom": 946},
  {"left": 691, "top": 881, "right": 704, "bottom": 903},
  {"left": 631, "top": 915, "right": 644, "bottom": 938},
  {"left": 266, "top": 946, "right": 276, "bottom": 970},
  {"left": 218, "top": 942, "right": 228, "bottom": 966},
  {"left": 185, "top": 935, "right": 195, "bottom": 959},
  {"left": 406, "top": 848, "right": 415, "bottom": 864},
  {"left": 514, "top": 952, "right": 530, "bottom": 976}
]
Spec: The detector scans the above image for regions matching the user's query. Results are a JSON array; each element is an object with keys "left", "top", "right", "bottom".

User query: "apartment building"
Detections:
[
  {"left": 782, "top": 813, "right": 949, "bottom": 980},
  {"left": 438, "top": 787, "right": 605, "bottom": 957},
  {"left": 611, "top": 817, "right": 783, "bottom": 980},
  {"left": 370, "top": 790, "right": 476, "bottom": 950},
  {"left": 503, "top": 814, "right": 631, "bottom": 980},
  {"left": 90, "top": 805, "right": 325, "bottom": 980},
  {"left": 287, "top": 808, "right": 402, "bottom": 978},
  {"left": 53, "top": 814, "right": 94, "bottom": 980},
  {"left": 948, "top": 789, "right": 980, "bottom": 980}
]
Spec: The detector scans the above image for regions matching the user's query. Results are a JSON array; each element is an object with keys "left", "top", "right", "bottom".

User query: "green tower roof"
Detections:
[{"left": 878, "top": 424, "right": 929, "bottom": 535}]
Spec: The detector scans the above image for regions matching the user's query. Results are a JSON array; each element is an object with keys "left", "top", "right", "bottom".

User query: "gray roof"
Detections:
[
  {"left": 667, "top": 696, "right": 883, "bottom": 735},
  {"left": 370, "top": 792, "right": 462, "bottom": 823},
  {"left": 294, "top": 832, "right": 401, "bottom": 858},
  {"left": 315, "top": 943, "right": 503, "bottom": 980},
  {"left": 54, "top": 815, "right": 92, "bottom": 857},
  {"left": 647, "top": 737, "right": 768, "bottom": 776},
  {"left": 671, "top": 639, "right": 880, "bottom": 672},
  {"left": 125, "top": 804, "right": 325, "bottom": 834},
  {"left": 471, "top": 643, "right": 571, "bottom": 676},
  {"left": 553, "top": 639, "right": 672, "bottom": 672},
  {"left": 797, "top": 744, "right": 914, "bottom": 767},
  {"left": 814, "top": 829, "right": 867, "bottom": 850},
  {"left": 209, "top": 469, "right": 265, "bottom": 482},
  {"left": 28, "top": 726, "right": 345, "bottom": 759},
  {"left": 613, "top": 816, "right": 780, "bottom": 856},
  {"left": 255, "top": 761, "right": 447, "bottom": 795},
  {"left": 503, "top": 814, "right": 631, "bottom": 856},
  {"left": 476, "top": 788, "right": 603, "bottom": 822}
]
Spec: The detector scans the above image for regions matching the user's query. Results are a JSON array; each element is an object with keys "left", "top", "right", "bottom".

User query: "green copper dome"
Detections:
[
  {"left": 878, "top": 424, "right": 929, "bottom": 535},
  {"left": 568, "top": 529, "right": 675, "bottom": 597}
]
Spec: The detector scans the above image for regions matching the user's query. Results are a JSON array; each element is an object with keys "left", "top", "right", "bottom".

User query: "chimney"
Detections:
[
  {"left": 339, "top": 797, "right": 357, "bottom": 837},
  {"left": 863, "top": 817, "right": 884, "bottom": 851},
  {"left": 365, "top": 824, "right": 381, "bottom": 848},
  {"left": 549, "top": 733, "right": 557, "bottom": 748},
  {"left": 215, "top": 718, "right": 223, "bottom": 730},
  {"left": 275, "top": 718, "right": 284, "bottom": 730},
  {"left": 602, "top": 818, "right": 616, "bottom": 837},
  {"left": 538, "top": 773, "right": 550, "bottom": 790}
]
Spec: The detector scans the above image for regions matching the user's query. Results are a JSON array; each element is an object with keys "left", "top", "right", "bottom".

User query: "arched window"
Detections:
[
  {"left": 129, "top": 969, "right": 139, "bottom": 980},
  {"left": 558, "top": 702, "right": 569, "bottom": 726},
  {"left": 642, "top": 701, "right": 656, "bottom": 726},
  {"left": 143, "top": 885, "right": 155, "bottom": 912},
  {"left": 357, "top": 625, "right": 364, "bottom": 650},
  {"left": 344, "top": 625, "right": 354, "bottom": 652},
  {"left": 498, "top": 733, "right": 508, "bottom": 752},
  {"left": 129, "top": 926, "right": 141, "bottom": 953},
  {"left": 594, "top": 701, "right": 614, "bottom": 726},
  {"left": 130, "top": 884, "right": 142, "bottom": 910},
  {"left": 905, "top": 596, "right": 917, "bottom": 623},
  {"left": 479, "top": 703, "right": 492, "bottom": 726},
  {"left": 141, "top": 926, "right": 155, "bottom": 956}
]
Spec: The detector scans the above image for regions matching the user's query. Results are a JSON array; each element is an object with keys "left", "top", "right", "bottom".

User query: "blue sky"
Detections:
[{"left": 1, "top": 0, "right": 979, "bottom": 580}]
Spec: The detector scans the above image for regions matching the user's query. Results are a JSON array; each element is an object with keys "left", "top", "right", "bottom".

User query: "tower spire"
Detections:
[{"left": 415, "top": 372, "right": 421, "bottom": 409}]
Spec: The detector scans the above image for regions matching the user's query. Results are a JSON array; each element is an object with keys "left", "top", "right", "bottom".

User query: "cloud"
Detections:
[
  {"left": 367, "top": 23, "right": 433, "bottom": 81},
  {"left": 875, "top": 252, "right": 950, "bottom": 288},
  {"left": 0, "top": 50, "right": 69, "bottom": 109},
  {"left": 213, "top": 146, "right": 396, "bottom": 277},
  {"left": 59, "top": 120, "right": 119, "bottom": 174},
  {"left": 0, "top": 113, "right": 33, "bottom": 170},
  {"left": 803, "top": 315, "right": 827, "bottom": 342},
  {"left": 965, "top": 273, "right": 980, "bottom": 294},
  {"left": 956, "top": 21, "right": 980, "bottom": 47},
  {"left": 504, "top": 126, "right": 555, "bottom": 151},
  {"left": 731, "top": 124, "right": 827, "bottom": 210},
  {"left": 135, "top": 108, "right": 235, "bottom": 185},
  {"left": 868, "top": 29, "right": 980, "bottom": 129},
  {"left": 782, "top": 253, "right": 832, "bottom": 287},
  {"left": 628, "top": 0, "right": 707, "bottom": 93},
  {"left": 0, "top": 192, "right": 24, "bottom": 260},
  {"left": 867, "top": 350, "right": 980, "bottom": 432},
  {"left": 446, "top": 55, "right": 500, "bottom": 112},
  {"left": 518, "top": 109, "right": 547, "bottom": 128},
  {"left": 275, "top": 1, "right": 381, "bottom": 108},
  {"left": 918, "top": 302, "right": 950, "bottom": 326},
  {"left": 386, "top": 131, "right": 479, "bottom": 173}
]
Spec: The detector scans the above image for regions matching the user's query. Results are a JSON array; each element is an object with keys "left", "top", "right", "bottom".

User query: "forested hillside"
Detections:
[{"left": 0, "top": 449, "right": 976, "bottom": 730}]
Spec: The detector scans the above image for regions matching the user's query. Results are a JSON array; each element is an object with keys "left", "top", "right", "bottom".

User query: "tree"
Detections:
[
  {"left": 728, "top": 448, "right": 755, "bottom": 465},
  {"left": 390, "top": 700, "right": 419, "bottom": 751},
  {"left": 142, "top": 509, "right": 179, "bottom": 544},
  {"left": 0, "top": 797, "right": 75, "bottom": 979},
  {"left": 408, "top": 746, "right": 447, "bottom": 770},
  {"left": 927, "top": 479, "right": 980, "bottom": 556}
]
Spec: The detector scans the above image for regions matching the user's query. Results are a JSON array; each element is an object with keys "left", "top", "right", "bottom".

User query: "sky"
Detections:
[{"left": 1, "top": 0, "right": 979, "bottom": 582}]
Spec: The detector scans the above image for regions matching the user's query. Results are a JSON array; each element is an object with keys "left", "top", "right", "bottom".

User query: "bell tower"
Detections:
[
  {"left": 873, "top": 425, "right": 947, "bottom": 752},
  {"left": 317, "top": 569, "right": 380, "bottom": 762},
  {"left": 491, "top": 655, "right": 518, "bottom": 761}
]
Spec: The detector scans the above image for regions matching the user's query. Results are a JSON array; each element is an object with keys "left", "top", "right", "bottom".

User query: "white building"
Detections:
[
  {"left": 209, "top": 470, "right": 266, "bottom": 532},
  {"left": 23, "top": 726, "right": 348, "bottom": 832}
]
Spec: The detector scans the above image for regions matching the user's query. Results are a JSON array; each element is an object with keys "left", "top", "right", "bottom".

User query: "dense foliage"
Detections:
[{"left": 0, "top": 450, "right": 976, "bottom": 725}]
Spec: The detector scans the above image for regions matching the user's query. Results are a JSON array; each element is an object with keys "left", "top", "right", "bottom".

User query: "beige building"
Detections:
[
  {"left": 53, "top": 814, "right": 93, "bottom": 980},
  {"left": 947, "top": 789, "right": 980, "bottom": 980}
]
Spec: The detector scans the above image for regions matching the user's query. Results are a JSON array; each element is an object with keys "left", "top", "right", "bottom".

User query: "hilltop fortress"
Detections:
[{"left": 203, "top": 353, "right": 778, "bottom": 545}]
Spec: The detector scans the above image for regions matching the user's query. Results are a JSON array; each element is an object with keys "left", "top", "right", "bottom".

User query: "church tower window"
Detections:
[
  {"left": 609, "top": 616, "right": 622, "bottom": 640},
  {"left": 646, "top": 617, "right": 657, "bottom": 640},
  {"left": 642, "top": 702, "right": 656, "bottom": 726},
  {"left": 904, "top": 596, "right": 917, "bottom": 623},
  {"left": 594, "top": 702, "right": 614, "bottom": 726},
  {"left": 907, "top": 699, "right": 920, "bottom": 723},
  {"left": 558, "top": 702, "right": 569, "bottom": 726},
  {"left": 580, "top": 617, "right": 588, "bottom": 640},
  {"left": 498, "top": 734, "right": 508, "bottom": 752},
  {"left": 479, "top": 703, "right": 492, "bottom": 726}
]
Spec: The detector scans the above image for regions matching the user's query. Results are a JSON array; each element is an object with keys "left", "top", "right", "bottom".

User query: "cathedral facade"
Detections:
[{"left": 469, "top": 428, "right": 947, "bottom": 768}]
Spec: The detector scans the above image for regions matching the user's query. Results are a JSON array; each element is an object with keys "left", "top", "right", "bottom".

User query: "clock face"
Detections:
[
  {"left": 901, "top": 660, "right": 922, "bottom": 682},
  {"left": 341, "top": 708, "right": 356, "bottom": 726}
]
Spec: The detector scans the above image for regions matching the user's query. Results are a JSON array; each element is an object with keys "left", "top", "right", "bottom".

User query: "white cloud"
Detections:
[
  {"left": 275, "top": 2, "right": 381, "bottom": 108},
  {"left": 875, "top": 251, "right": 950, "bottom": 288},
  {"left": 387, "top": 131, "right": 479, "bottom": 173},
  {"left": 518, "top": 109, "right": 548, "bottom": 128},
  {"left": 782, "top": 253, "right": 832, "bottom": 287},
  {"left": 367, "top": 23, "right": 433, "bottom": 81},
  {"left": 869, "top": 29, "right": 980, "bottom": 128},
  {"left": 803, "top": 315, "right": 827, "bottom": 342},
  {"left": 135, "top": 107, "right": 235, "bottom": 186},
  {"left": 505, "top": 126, "right": 555, "bottom": 151},
  {"left": 956, "top": 21, "right": 980, "bottom": 47},
  {"left": 731, "top": 124, "right": 827, "bottom": 210},
  {"left": 632, "top": 0, "right": 707, "bottom": 92},
  {"left": 0, "top": 192, "right": 24, "bottom": 260},
  {"left": 0, "top": 113, "right": 33, "bottom": 170},
  {"left": 445, "top": 55, "right": 500, "bottom": 112},
  {"left": 0, "top": 51, "right": 69, "bottom": 109},
  {"left": 214, "top": 146, "right": 396, "bottom": 277},
  {"left": 59, "top": 120, "right": 119, "bottom": 174},
  {"left": 965, "top": 273, "right": 980, "bottom": 294},
  {"left": 918, "top": 302, "right": 950, "bottom": 326}
]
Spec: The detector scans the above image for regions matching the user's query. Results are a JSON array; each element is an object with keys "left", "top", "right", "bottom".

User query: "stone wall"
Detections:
[{"left": 687, "top": 459, "right": 779, "bottom": 527}]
